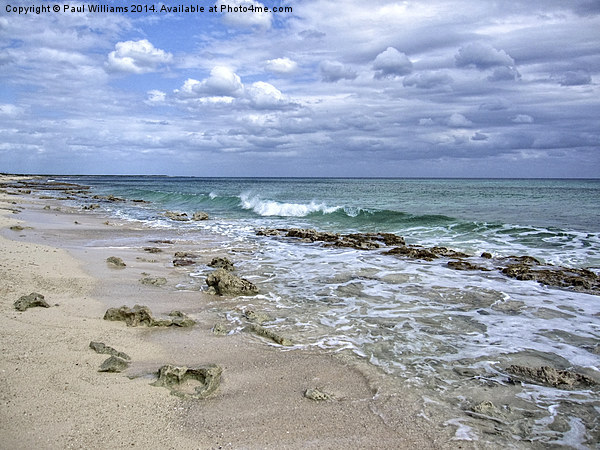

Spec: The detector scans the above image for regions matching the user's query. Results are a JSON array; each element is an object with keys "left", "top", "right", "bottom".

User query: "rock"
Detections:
[
  {"left": 384, "top": 246, "right": 439, "bottom": 261},
  {"left": 501, "top": 264, "right": 599, "bottom": 294},
  {"left": 89, "top": 341, "right": 131, "bottom": 360},
  {"left": 304, "top": 388, "right": 334, "bottom": 401},
  {"left": 104, "top": 305, "right": 155, "bottom": 327},
  {"left": 167, "top": 310, "right": 196, "bottom": 327},
  {"left": 143, "top": 247, "right": 162, "bottom": 253},
  {"left": 14, "top": 292, "right": 50, "bottom": 311},
  {"left": 506, "top": 365, "right": 597, "bottom": 389},
  {"left": 192, "top": 211, "right": 209, "bottom": 221},
  {"left": 9, "top": 225, "right": 24, "bottom": 231},
  {"left": 173, "top": 259, "right": 195, "bottom": 267},
  {"left": 256, "top": 228, "right": 282, "bottom": 236},
  {"left": 164, "top": 211, "right": 189, "bottom": 221},
  {"left": 174, "top": 251, "right": 196, "bottom": 258},
  {"left": 106, "top": 256, "right": 126, "bottom": 268},
  {"left": 447, "top": 260, "right": 489, "bottom": 271},
  {"left": 245, "top": 323, "right": 292, "bottom": 346},
  {"left": 481, "top": 252, "right": 493, "bottom": 259},
  {"left": 103, "top": 305, "right": 194, "bottom": 328},
  {"left": 491, "top": 300, "right": 525, "bottom": 314},
  {"left": 244, "top": 309, "right": 273, "bottom": 324},
  {"left": 82, "top": 204, "right": 100, "bottom": 210},
  {"left": 151, "top": 364, "right": 222, "bottom": 399},
  {"left": 140, "top": 276, "right": 167, "bottom": 287},
  {"left": 212, "top": 323, "right": 229, "bottom": 335},
  {"left": 208, "top": 257, "right": 234, "bottom": 272},
  {"left": 98, "top": 356, "right": 130, "bottom": 373},
  {"left": 206, "top": 268, "right": 258, "bottom": 296}
]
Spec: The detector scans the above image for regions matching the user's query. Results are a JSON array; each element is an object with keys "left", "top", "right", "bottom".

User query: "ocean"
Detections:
[{"left": 55, "top": 176, "right": 600, "bottom": 447}]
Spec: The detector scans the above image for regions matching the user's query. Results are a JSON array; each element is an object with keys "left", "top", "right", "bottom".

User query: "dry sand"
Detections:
[{"left": 0, "top": 176, "right": 461, "bottom": 449}]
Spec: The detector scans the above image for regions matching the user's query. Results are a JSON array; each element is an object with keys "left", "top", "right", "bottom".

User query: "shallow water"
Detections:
[{"left": 55, "top": 176, "right": 600, "bottom": 447}]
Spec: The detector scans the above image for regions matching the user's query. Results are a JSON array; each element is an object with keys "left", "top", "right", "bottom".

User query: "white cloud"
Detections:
[
  {"left": 106, "top": 39, "right": 172, "bottom": 74},
  {"left": 447, "top": 113, "right": 473, "bottom": 128},
  {"left": 512, "top": 114, "right": 534, "bottom": 123},
  {"left": 246, "top": 81, "right": 293, "bottom": 109},
  {"left": 373, "top": 47, "right": 412, "bottom": 79},
  {"left": 0, "top": 103, "right": 23, "bottom": 117},
  {"left": 320, "top": 60, "right": 357, "bottom": 82},
  {"left": 265, "top": 57, "right": 298, "bottom": 75},
  {"left": 217, "top": 0, "right": 272, "bottom": 29},
  {"left": 145, "top": 90, "right": 166, "bottom": 105},
  {"left": 455, "top": 42, "right": 514, "bottom": 69},
  {"left": 419, "top": 118, "right": 434, "bottom": 126},
  {"left": 175, "top": 66, "right": 244, "bottom": 99}
]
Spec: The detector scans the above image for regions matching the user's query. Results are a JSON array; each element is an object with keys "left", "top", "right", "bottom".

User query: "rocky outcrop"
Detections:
[
  {"left": 164, "top": 211, "right": 189, "bottom": 221},
  {"left": 208, "top": 257, "right": 234, "bottom": 272},
  {"left": 14, "top": 292, "right": 50, "bottom": 311},
  {"left": 501, "top": 264, "right": 599, "bottom": 293},
  {"left": 384, "top": 245, "right": 469, "bottom": 261},
  {"left": 192, "top": 211, "right": 209, "bottom": 221},
  {"left": 256, "top": 227, "right": 406, "bottom": 251},
  {"left": 245, "top": 323, "right": 292, "bottom": 346},
  {"left": 89, "top": 341, "right": 131, "bottom": 360},
  {"left": 143, "top": 247, "right": 162, "bottom": 253},
  {"left": 140, "top": 276, "right": 167, "bottom": 286},
  {"left": 173, "top": 258, "right": 195, "bottom": 267},
  {"left": 103, "top": 305, "right": 195, "bottom": 328},
  {"left": 506, "top": 365, "right": 597, "bottom": 389},
  {"left": 151, "top": 364, "right": 222, "bottom": 399},
  {"left": 206, "top": 268, "right": 258, "bottom": 296},
  {"left": 98, "top": 356, "right": 130, "bottom": 373},
  {"left": 106, "top": 256, "right": 126, "bottom": 268}
]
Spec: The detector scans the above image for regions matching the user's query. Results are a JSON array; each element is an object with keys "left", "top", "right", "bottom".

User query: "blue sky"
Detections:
[{"left": 1, "top": 0, "right": 599, "bottom": 177}]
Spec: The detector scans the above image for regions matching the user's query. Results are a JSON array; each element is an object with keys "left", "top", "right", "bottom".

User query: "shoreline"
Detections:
[{"left": 0, "top": 175, "right": 459, "bottom": 449}]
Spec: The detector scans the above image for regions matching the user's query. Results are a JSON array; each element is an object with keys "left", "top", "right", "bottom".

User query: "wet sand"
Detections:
[{"left": 0, "top": 175, "right": 460, "bottom": 449}]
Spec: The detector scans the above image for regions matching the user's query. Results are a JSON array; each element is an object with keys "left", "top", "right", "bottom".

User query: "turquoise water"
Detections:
[{"left": 56, "top": 176, "right": 600, "bottom": 447}]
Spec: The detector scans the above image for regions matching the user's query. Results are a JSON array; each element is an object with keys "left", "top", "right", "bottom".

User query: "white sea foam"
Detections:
[{"left": 239, "top": 192, "right": 340, "bottom": 217}]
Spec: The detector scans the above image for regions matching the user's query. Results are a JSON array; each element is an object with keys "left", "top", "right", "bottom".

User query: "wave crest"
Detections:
[{"left": 240, "top": 193, "right": 341, "bottom": 217}]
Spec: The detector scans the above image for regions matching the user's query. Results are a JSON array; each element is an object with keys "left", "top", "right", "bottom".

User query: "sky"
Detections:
[{"left": 0, "top": 0, "right": 599, "bottom": 177}]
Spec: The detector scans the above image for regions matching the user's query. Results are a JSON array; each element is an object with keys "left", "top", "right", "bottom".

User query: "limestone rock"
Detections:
[
  {"left": 506, "top": 365, "right": 597, "bottom": 389},
  {"left": 246, "top": 323, "right": 292, "bottom": 346},
  {"left": 192, "top": 211, "right": 209, "bottom": 221},
  {"left": 103, "top": 305, "right": 195, "bottom": 328},
  {"left": 151, "top": 364, "right": 222, "bottom": 399},
  {"left": 98, "top": 356, "right": 130, "bottom": 373},
  {"left": 212, "top": 323, "right": 229, "bottom": 335},
  {"left": 206, "top": 268, "right": 258, "bottom": 296},
  {"left": 208, "top": 257, "right": 234, "bottom": 272},
  {"left": 167, "top": 310, "right": 196, "bottom": 327},
  {"left": 164, "top": 211, "right": 189, "bottom": 221},
  {"left": 140, "top": 276, "right": 167, "bottom": 287},
  {"left": 143, "top": 247, "right": 162, "bottom": 253},
  {"left": 89, "top": 341, "right": 131, "bottom": 360},
  {"left": 14, "top": 292, "right": 50, "bottom": 311},
  {"left": 106, "top": 256, "right": 126, "bottom": 268},
  {"left": 104, "top": 305, "right": 155, "bottom": 327},
  {"left": 304, "top": 388, "right": 334, "bottom": 401},
  {"left": 173, "top": 259, "right": 195, "bottom": 267},
  {"left": 244, "top": 309, "right": 272, "bottom": 324}
]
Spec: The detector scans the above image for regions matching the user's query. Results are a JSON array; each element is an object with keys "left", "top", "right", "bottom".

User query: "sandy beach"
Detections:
[{"left": 0, "top": 175, "right": 460, "bottom": 449}]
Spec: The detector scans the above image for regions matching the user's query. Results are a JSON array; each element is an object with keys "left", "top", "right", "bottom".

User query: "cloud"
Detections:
[
  {"left": 488, "top": 66, "right": 521, "bottom": 81},
  {"left": 512, "top": 114, "right": 534, "bottom": 123},
  {"left": 265, "top": 57, "right": 298, "bottom": 75},
  {"left": 145, "top": 90, "right": 166, "bottom": 105},
  {"left": 471, "top": 132, "right": 489, "bottom": 141},
  {"left": 320, "top": 60, "right": 357, "bottom": 82},
  {"left": 373, "top": 47, "right": 412, "bottom": 79},
  {"left": 0, "top": 103, "right": 23, "bottom": 117},
  {"left": 217, "top": 0, "right": 272, "bottom": 29},
  {"left": 455, "top": 42, "right": 514, "bottom": 70},
  {"left": 175, "top": 66, "right": 244, "bottom": 99},
  {"left": 246, "top": 81, "right": 294, "bottom": 109},
  {"left": 447, "top": 113, "right": 473, "bottom": 128},
  {"left": 558, "top": 70, "right": 592, "bottom": 86},
  {"left": 106, "top": 39, "right": 172, "bottom": 74},
  {"left": 403, "top": 71, "right": 453, "bottom": 89}
]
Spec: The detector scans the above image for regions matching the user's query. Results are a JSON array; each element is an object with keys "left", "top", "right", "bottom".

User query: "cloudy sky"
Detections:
[{"left": 1, "top": 0, "right": 599, "bottom": 177}]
